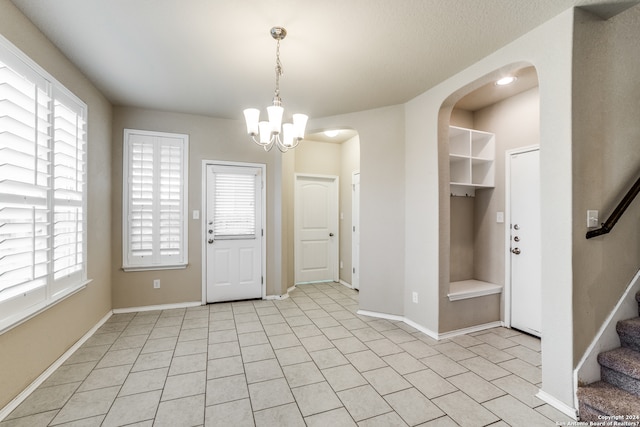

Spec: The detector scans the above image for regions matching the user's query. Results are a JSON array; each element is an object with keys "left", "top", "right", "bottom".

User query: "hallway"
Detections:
[{"left": 1, "top": 283, "right": 572, "bottom": 426}]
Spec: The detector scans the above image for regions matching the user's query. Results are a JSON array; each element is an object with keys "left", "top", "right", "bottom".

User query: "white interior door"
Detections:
[
  {"left": 352, "top": 172, "right": 360, "bottom": 290},
  {"left": 295, "top": 175, "right": 339, "bottom": 284},
  {"left": 206, "top": 164, "right": 263, "bottom": 303},
  {"left": 509, "top": 148, "right": 541, "bottom": 336}
]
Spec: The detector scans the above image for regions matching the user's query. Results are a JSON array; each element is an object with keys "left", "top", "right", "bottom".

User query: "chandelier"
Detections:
[{"left": 243, "top": 27, "right": 308, "bottom": 152}]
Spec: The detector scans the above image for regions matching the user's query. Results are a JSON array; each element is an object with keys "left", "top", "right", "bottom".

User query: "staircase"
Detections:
[{"left": 578, "top": 292, "right": 640, "bottom": 420}]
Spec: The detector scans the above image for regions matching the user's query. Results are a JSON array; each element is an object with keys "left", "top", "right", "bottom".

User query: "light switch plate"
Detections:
[
  {"left": 587, "top": 210, "right": 598, "bottom": 228},
  {"left": 496, "top": 212, "right": 504, "bottom": 223}
]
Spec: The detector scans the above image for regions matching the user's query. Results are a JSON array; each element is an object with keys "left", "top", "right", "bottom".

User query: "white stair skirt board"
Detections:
[
  {"left": 448, "top": 279, "right": 502, "bottom": 301},
  {"left": 356, "top": 309, "right": 501, "bottom": 341},
  {"left": 574, "top": 269, "right": 640, "bottom": 399},
  {"left": 536, "top": 389, "right": 578, "bottom": 420},
  {"left": 0, "top": 311, "right": 113, "bottom": 422},
  {"left": 112, "top": 301, "right": 202, "bottom": 314}
]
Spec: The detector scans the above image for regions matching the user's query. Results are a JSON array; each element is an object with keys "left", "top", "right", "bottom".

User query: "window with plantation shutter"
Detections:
[
  {"left": 0, "top": 35, "right": 88, "bottom": 332},
  {"left": 123, "top": 129, "right": 188, "bottom": 270}
]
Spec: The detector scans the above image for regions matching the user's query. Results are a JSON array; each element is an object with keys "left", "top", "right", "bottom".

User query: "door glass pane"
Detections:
[{"left": 213, "top": 172, "right": 256, "bottom": 238}]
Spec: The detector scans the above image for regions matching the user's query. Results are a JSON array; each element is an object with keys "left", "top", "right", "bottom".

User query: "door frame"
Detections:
[
  {"left": 352, "top": 171, "right": 360, "bottom": 290},
  {"left": 201, "top": 160, "right": 267, "bottom": 304},
  {"left": 503, "top": 145, "right": 539, "bottom": 329},
  {"left": 294, "top": 173, "right": 340, "bottom": 285}
]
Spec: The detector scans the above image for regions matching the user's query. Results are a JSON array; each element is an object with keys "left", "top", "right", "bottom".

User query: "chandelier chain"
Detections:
[{"left": 274, "top": 38, "right": 283, "bottom": 102}]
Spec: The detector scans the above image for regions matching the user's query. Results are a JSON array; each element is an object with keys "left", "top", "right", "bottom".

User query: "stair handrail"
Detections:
[{"left": 586, "top": 173, "right": 640, "bottom": 239}]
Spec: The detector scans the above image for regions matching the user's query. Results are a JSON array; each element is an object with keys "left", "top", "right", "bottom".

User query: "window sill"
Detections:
[
  {"left": 122, "top": 264, "right": 188, "bottom": 272},
  {"left": 447, "top": 279, "right": 502, "bottom": 301},
  {"left": 0, "top": 279, "right": 92, "bottom": 335}
]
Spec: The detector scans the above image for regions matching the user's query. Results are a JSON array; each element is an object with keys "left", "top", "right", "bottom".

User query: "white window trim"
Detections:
[
  {"left": 122, "top": 129, "right": 189, "bottom": 271},
  {"left": 0, "top": 34, "right": 89, "bottom": 334}
]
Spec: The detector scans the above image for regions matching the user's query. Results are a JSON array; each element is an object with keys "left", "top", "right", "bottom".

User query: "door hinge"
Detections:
[
  {"left": 353, "top": 226, "right": 355, "bottom": 232},
  {"left": 353, "top": 268, "right": 355, "bottom": 274},
  {"left": 352, "top": 184, "right": 355, "bottom": 191},
  {"left": 261, "top": 276, "right": 264, "bottom": 284},
  {"left": 261, "top": 229, "right": 264, "bottom": 237}
]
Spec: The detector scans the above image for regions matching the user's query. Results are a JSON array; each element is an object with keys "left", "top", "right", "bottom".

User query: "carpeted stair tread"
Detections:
[
  {"left": 578, "top": 381, "right": 640, "bottom": 417},
  {"left": 618, "top": 317, "right": 640, "bottom": 351},
  {"left": 598, "top": 347, "right": 640, "bottom": 380}
]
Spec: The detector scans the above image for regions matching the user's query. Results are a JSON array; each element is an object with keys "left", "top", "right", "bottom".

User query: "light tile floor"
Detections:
[{"left": 1, "top": 283, "right": 574, "bottom": 426}]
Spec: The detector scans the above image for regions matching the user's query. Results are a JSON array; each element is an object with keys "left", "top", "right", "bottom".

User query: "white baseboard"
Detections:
[
  {"left": 536, "top": 389, "right": 578, "bottom": 420},
  {"left": 357, "top": 309, "right": 404, "bottom": 322},
  {"left": 339, "top": 280, "right": 353, "bottom": 289},
  {"left": 403, "top": 317, "right": 439, "bottom": 340},
  {"left": 437, "top": 321, "right": 503, "bottom": 340},
  {"left": 112, "top": 301, "right": 202, "bottom": 314},
  {"left": 0, "top": 311, "right": 113, "bottom": 422},
  {"left": 357, "top": 309, "right": 500, "bottom": 341},
  {"left": 264, "top": 286, "right": 294, "bottom": 301}
]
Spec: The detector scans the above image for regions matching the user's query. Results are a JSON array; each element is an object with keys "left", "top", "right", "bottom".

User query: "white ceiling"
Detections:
[{"left": 10, "top": 0, "right": 638, "bottom": 121}]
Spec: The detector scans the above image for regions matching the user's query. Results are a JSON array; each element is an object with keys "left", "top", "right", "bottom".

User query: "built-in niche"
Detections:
[{"left": 442, "top": 65, "right": 540, "bottom": 332}]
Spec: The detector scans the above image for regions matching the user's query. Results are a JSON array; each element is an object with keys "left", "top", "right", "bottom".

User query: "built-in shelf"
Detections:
[
  {"left": 449, "top": 126, "right": 495, "bottom": 196},
  {"left": 448, "top": 279, "right": 502, "bottom": 301}
]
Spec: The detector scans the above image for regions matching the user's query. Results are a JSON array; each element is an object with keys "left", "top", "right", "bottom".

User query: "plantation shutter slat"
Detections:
[
  {"left": 52, "top": 94, "right": 86, "bottom": 289},
  {"left": 212, "top": 169, "right": 258, "bottom": 239},
  {"left": 0, "top": 59, "right": 51, "bottom": 303},
  {"left": 123, "top": 130, "right": 188, "bottom": 270}
]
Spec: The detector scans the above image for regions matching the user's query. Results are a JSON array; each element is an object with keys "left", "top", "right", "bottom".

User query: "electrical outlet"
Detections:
[
  {"left": 412, "top": 292, "right": 418, "bottom": 303},
  {"left": 153, "top": 279, "right": 160, "bottom": 289}
]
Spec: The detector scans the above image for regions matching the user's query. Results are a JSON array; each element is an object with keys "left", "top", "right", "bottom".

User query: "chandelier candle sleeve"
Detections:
[{"left": 243, "top": 26, "right": 308, "bottom": 152}]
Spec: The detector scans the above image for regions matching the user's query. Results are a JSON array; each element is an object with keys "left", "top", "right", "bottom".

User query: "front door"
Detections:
[
  {"left": 205, "top": 163, "right": 264, "bottom": 303},
  {"left": 295, "top": 175, "right": 339, "bottom": 284},
  {"left": 509, "top": 148, "right": 541, "bottom": 336}
]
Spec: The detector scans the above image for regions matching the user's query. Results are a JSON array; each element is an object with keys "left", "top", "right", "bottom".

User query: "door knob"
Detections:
[
  {"left": 512, "top": 247, "right": 521, "bottom": 255},
  {"left": 208, "top": 239, "right": 214, "bottom": 244},
  {"left": 329, "top": 233, "right": 334, "bottom": 237},
  {"left": 514, "top": 224, "right": 520, "bottom": 230},
  {"left": 514, "top": 236, "right": 520, "bottom": 242}
]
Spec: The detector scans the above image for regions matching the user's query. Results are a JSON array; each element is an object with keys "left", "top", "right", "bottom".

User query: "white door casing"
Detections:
[
  {"left": 506, "top": 147, "right": 541, "bottom": 337},
  {"left": 352, "top": 172, "right": 360, "bottom": 290},
  {"left": 295, "top": 174, "right": 339, "bottom": 284},
  {"left": 204, "top": 162, "right": 264, "bottom": 303}
]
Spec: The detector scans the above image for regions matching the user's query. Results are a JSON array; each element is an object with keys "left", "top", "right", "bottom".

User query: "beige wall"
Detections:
[
  {"left": 405, "top": 8, "right": 576, "bottom": 407},
  {"left": 308, "top": 106, "right": 406, "bottom": 315},
  {"left": 572, "top": 7, "right": 640, "bottom": 363},
  {"left": 473, "top": 87, "right": 540, "bottom": 286},
  {"left": 0, "top": 2, "right": 113, "bottom": 409},
  {"left": 449, "top": 197, "right": 475, "bottom": 282},
  {"left": 295, "top": 139, "right": 341, "bottom": 175},
  {"left": 111, "top": 107, "right": 288, "bottom": 308}
]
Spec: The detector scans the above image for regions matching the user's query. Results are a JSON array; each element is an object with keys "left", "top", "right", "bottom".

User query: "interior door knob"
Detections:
[
  {"left": 208, "top": 239, "right": 214, "bottom": 244},
  {"left": 512, "top": 247, "right": 521, "bottom": 255},
  {"left": 329, "top": 233, "right": 334, "bottom": 237}
]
